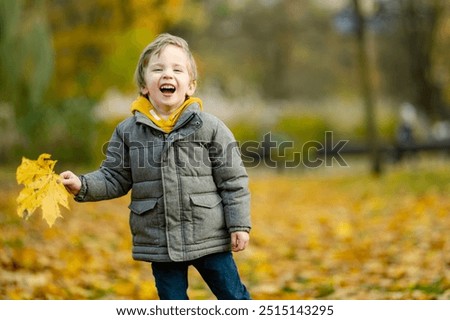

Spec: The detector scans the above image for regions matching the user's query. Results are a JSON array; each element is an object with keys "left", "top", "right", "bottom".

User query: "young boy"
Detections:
[{"left": 60, "top": 33, "right": 251, "bottom": 300}]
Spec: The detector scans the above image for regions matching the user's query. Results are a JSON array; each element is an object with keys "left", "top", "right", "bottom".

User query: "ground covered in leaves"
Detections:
[{"left": 1, "top": 159, "right": 449, "bottom": 299}]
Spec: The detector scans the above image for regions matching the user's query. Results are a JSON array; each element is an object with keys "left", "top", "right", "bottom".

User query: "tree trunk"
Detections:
[{"left": 352, "top": 0, "right": 382, "bottom": 175}]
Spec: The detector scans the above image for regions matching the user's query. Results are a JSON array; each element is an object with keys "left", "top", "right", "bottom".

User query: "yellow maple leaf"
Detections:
[{"left": 16, "top": 153, "right": 70, "bottom": 227}]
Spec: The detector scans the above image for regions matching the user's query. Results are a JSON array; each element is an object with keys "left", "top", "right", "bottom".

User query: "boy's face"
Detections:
[{"left": 141, "top": 44, "right": 196, "bottom": 111}]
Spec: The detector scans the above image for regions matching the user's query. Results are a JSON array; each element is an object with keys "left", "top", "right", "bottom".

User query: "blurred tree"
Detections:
[
  {"left": 174, "top": 0, "right": 345, "bottom": 100},
  {"left": 0, "top": 0, "right": 189, "bottom": 163},
  {"left": 352, "top": 0, "right": 382, "bottom": 175},
  {"left": 0, "top": 0, "right": 54, "bottom": 155},
  {"left": 2, "top": 0, "right": 448, "bottom": 164},
  {"left": 176, "top": 0, "right": 449, "bottom": 122},
  {"left": 47, "top": 0, "right": 131, "bottom": 99},
  {"left": 239, "top": 0, "right": 298, "bottom": 99},
  {"left": 375, "top": 0, "right": 450, "bottom": 121},
  {"left": 46, "top": 0, "right": 188, "bottom": 99}
]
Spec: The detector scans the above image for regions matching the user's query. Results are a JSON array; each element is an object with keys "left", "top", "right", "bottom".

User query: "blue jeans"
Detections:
[{"left": 151, "top": 252, "right": 251, "bottom": 300}]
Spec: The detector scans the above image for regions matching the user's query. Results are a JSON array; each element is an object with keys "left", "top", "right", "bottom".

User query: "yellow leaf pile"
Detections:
[
  {"left": 1, "top": 159, "right": 449, "bottom": 299},
  {"left": 16, "top": 153, "right": 69, "bottom": 227}
]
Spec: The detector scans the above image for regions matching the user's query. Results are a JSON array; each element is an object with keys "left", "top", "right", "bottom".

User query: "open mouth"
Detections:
[{"left": 160, "top": 85, "right": 176, "bottom": 94}]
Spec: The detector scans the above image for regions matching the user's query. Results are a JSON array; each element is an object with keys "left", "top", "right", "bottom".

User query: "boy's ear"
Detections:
[
  {"left": 141, "top": 87, "right": 149, "bottom": 95},
  {"left": 187, "top": 80, "right": 196, "bottom": 96}
]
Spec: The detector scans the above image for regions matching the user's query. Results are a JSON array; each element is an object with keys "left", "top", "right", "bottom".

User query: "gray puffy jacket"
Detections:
[{"left": 75, "top": 102, "right": 251, "bottom": 262}]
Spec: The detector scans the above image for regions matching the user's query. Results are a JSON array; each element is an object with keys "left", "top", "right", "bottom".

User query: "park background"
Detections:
[{"left": 0, "top": 0, "right": 449, "bottom": 299}]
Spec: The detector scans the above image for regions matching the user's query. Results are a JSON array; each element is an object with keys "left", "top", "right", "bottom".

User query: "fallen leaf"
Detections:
[{"left": 16, "top": 153, "right": 69, "bottom": 227}]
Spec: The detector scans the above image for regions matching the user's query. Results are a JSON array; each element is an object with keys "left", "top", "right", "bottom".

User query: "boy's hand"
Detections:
[
  {"left": 59, "top": 171, "right": 81, "bottom": 196},
  {"left": 231, "top": 231, "right": 249, "bottom": 252}
]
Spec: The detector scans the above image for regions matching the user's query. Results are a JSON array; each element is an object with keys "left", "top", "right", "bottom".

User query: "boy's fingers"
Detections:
[
  {"left": 231, "top": 233, "right": 238, "bottom": 249},
  {"left": 60, "top": 171, "right": 72, "bottom": 179},
  {"left": 231, "top": 233, "right": 242, "bottom": 252},
  {"left": 58, "top": 172, "right": 78, "bottom": 192},
  {"left": 58, "top": 173, "right": 81, "bottom": 196},
  {"left": 231, "top": 232, "right": 249, "bottom": 252},
  {"left": 59, "top": 171, "right": 73, "bottom": 184}
]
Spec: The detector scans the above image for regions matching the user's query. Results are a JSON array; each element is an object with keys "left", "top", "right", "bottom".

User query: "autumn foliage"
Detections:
[
  {"left": 16, "top": 154, "right": 69, "bottom": 227},
  {"left": 1, "top": 161, "right": 449, "bottom": 299}
]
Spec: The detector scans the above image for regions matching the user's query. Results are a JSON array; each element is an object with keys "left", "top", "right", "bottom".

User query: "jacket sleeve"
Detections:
[
  {"left": 75, "top": 126, "right": 132, "bottom": 202},
  {"left": 210, "top": 120, "right": 251, "bottom": 232}
]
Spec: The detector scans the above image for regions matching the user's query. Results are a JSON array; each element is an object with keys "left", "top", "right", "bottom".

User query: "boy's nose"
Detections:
[{"left": 162, "top": 70, "right": 174, "bottom": 79}]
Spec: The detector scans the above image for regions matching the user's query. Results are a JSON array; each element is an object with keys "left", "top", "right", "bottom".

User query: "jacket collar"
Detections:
[{"left": 134, "top": 102, "right": 203, "bottom": 136}]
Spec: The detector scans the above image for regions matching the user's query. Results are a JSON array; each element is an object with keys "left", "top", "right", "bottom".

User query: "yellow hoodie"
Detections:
[{"left": 130, "top": 96, "right": 203, "bottom": 133}]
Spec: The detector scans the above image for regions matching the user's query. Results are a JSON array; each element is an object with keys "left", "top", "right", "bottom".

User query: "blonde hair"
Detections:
[{"left": 134, "top": 33, "right": 198, "bottom": 93}]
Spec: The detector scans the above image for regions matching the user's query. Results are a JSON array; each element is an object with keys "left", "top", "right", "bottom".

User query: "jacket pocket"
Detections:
[
  {"left": 190, "top": 193, "right": 226, "bottom": 243},
  {"left": 129, "top": 198, "right": 163, "bottom": 245},
  {"left": 190, "top": 193, "right": 222, "bottom": 208},
  {"left": 129, "top": 198, "right": 158, "bottom": 215}
]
